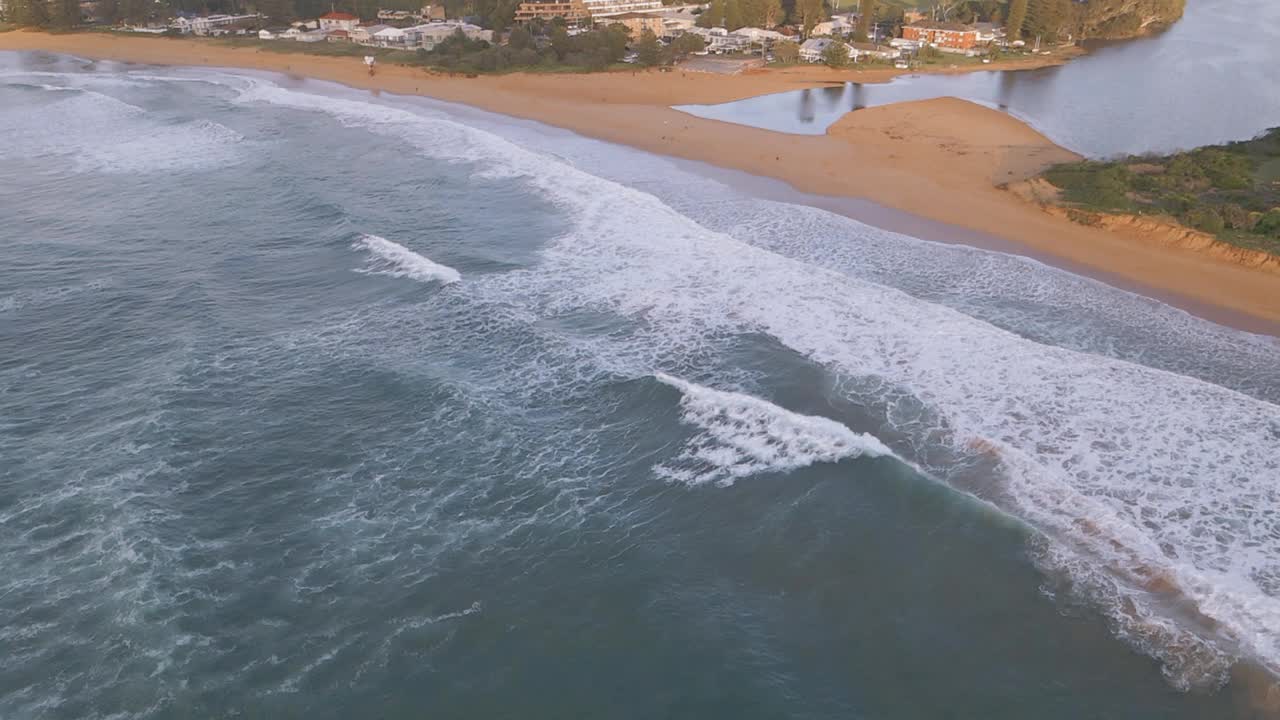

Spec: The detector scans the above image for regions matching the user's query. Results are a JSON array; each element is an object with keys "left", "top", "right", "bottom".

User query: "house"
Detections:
[
  {"left": 901, "top": 20, "right": 978, "bottom": 50},
  {"left": 421, "top": 4, "right": 447, "bottom": 21},
  {"left": 847, "top": 41, "right": 898, "bottom": 61},
  {"left": 318, "top": 11, "right": 360, "bottom": 31},
  {"left": 326, "top": 28, "right": 351, "bottom": 42},
  {"left": 812, "top": 13, "right": 858, "bottom": 37},
  {"left": 280, "top": 26, "right": 304, "bottom": 39},
  {"left": 731, "top": 27, "right": 785, "bottom": 46},
  {"left": 603, "top": 12, "right": 664, "bottom": 38},
  {"left": 296, "top": 28, "right": 328, "bottom": 42},
  {"left": 372, "top": 25, "right": 408, "bottom": 46},
  {"left": 659, "top": 17, "right": 694, "bottom": 39},
  {"left": 173, "top": 13, "right": 258, "bottom": 35},
  {"left": 688, "top": 27, "right": 750, "bottom": 53},
  {"left": 513, "top": 0, "right": 592, "bottom": 25},
  {"left": 377, "top": 9, "right": 414, "bottom": 21},
  {"left": 972, "top": 21, "right": 1004, "bottom": 44},
  {"left": 799, "top": 37, "right": 850, "bottom": 62},
  {"left": 405, "top": 22, "right": 493, "bottom": 49},
  {"left": 350, "top": 24, "right": 383, "bottom": 43}
]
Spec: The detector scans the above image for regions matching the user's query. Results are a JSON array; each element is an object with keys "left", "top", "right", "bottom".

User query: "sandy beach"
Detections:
[{"left": 3, "top": 30, "right": 1277, "bottom": 329}]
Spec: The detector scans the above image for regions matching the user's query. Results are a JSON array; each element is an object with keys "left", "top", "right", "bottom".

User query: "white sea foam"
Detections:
[
  {"left": 239, "top": 80, "right": 1280, "bottom": 688},
  {"left": 655, "top": 373, "right": 898, "bottom": 486},
  {"left": 354, "top": 234, "right": 461, "bottom": 285},
  {"left": 0, "top": 86, "right": 244, "bottom": 173}
]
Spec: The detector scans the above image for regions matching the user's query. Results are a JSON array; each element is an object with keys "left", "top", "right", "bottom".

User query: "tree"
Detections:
[
  {"left": 798, "top": 0, "right": 822, "bottom": 37},
  {"left": 671, "top": 31, "right": 706, "bottom": 59},
  {"left": 1006, "top": 0, "right": 1028, "bottom": 41},
  {"left": 855, "top": 0, "right": 874, "bottom": 42},
  {"left": 697, "top": 0, "right": 725, "bottom": 27},
  {"left": 772, "top": 38, "right": 799, "bottom": 63},
  {"left": 256, "top": 0, "right": 296, "bottom": 23},
  {"left": 760, "top": 0, "right": 782, "bottom": 28},
  {"left": 507, "top": 25, "right": 535, "bottom": 51},
  {"left": 49, "top": 0, "right": 81, "bottom": 27},
  {"left": 636, "top": 28, "right": 661, "bottom": 65},
  {"left": 821, "top": 40, "right": 849, "bottom": 67},
  {"left": 12, "top": 0, "right": 51, "bottom": 26},
  {"left": 723, "top": 0, "right": 742, "bottom": 30}
]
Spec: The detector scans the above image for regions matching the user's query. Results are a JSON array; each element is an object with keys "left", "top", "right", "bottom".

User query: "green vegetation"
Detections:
[
  {"left": 695, "top": 0, "right": 783, "bottom": 32},
  {"left": 1042, "top": 128, "right": 1280, "bottom": 254},
  {"left": 821, "top": 39, "right": 849, "bottom": 67}
]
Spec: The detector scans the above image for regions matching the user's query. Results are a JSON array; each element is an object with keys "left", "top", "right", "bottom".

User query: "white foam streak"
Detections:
[
  {"left": 656, "top": 374, "right": 898, "bottom": 486},
  {"left": 237, "top": 79, "right": 1280, "bottom": 687},
  {"left": 354, "top": 234, "right": 460, "bottom": 285}
]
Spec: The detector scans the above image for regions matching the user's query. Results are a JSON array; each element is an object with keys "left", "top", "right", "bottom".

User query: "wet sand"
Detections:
[{"left": 2, "top": 30, "right": 1277, "bottom": 331}]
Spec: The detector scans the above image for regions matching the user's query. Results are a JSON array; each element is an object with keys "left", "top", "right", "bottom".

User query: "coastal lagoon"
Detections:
[
  {"left": 677, "top": 0, "right": 1280, "bottom": 157},
  {"left": 3, "top": 51, "right": 1280, "bottom": 718}
]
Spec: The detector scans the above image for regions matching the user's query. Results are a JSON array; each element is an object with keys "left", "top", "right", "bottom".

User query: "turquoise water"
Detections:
[
  {"left": 675, "top": 0, "right": 1280, "bottom": 156},
  {"left": 2, "top": 51, "right": 1279, "bottom": 719}
]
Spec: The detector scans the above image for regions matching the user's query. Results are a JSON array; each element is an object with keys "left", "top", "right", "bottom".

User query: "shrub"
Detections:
[
  {"left": 822, "top": 41, "right": 850, "bottom": 68},
  {"left": 1184, "top": 206, "right": 1225, "bottom": 234},
  {"left": 1256, "top": 209, "right": 1280, "bottom": 237},
  {"left": 1220, "top": 203, "right": 1256, "bottom": 231}
]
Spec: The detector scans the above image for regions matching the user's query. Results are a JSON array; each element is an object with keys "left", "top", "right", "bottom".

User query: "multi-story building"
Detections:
[
  {"left": 901, "top": 20, "right": 978, "bottom": 50},
  {"left": 513, "top": 0, "right": 591, "bottom": 25}
]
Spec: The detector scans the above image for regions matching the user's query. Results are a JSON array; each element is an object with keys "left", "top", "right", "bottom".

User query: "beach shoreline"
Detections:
[{"left": 3, "top": 31, "right": 1277, "bottom": 332}]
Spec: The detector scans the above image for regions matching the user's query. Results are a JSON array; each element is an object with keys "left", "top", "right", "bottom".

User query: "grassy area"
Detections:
[
  {"left": 1042, "top": 128, "right": 1280, "bottom": 255},
  {"left": 0, "top": 23, "right": 19, "bottom": 32}
]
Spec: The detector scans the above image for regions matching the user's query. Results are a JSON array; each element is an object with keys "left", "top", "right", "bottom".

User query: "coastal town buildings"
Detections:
[
  {"left": 513, "top": 0, "right": 592, "bottom": 25},
  {"left": 902, "top": 20, "right": 978, "bottom": 50},
  {"left": 318, "top": 11, "right": 360, "bottom": 31}
]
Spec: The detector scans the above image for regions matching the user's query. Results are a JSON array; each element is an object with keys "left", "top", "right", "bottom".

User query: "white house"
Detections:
[
  {"left": 812, "top": 12, "right": 861, "bottom": 37},
  {"left": 973, "top": 21, "right": 1004, "bottom": 44},
  {"left": 848, "top": 41, "right": 899, "bottom": 61},
  {"left": 171, "top": 13, "right": 258, "bottom": 35},
  {"left": 689, "top": 27, "right": 750, "bottom": 53},
  {"left": 352, "top": 24, "right": 390, "bottom": 44},
  {"left": 659, "top": 17, "right": 695, "bottom": 39},
  {"left": 799, "top": 37, "right": 852, "bottom": 62},
  {"left": 405, "top": 22, "right": 492, "bottom": 50},
  {"left": 318, "top": 11, "right": 360, "bottom": 31},
  {"left": 296, "top": 29, "right": 328, "bottom": 42},
  {"left": 372, "top": 25, "right": 408, "bottom": 46},
  {"left": 731, "top": 27, "right": 785, "bottom": 45}
]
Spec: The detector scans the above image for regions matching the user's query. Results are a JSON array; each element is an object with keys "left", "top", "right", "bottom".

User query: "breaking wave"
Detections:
[
  {"left": 0, "top": 84, "right": 244, "bottom": 173},
  {"left": 354, "top": 234, "right": 461, "bottom": 285},
  {"left": 654, "top": 373, "right": 898, "bottom": 486}
]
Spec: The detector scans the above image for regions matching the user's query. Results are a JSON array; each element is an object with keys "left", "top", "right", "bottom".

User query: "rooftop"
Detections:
[{"left": 908, "top": 20, "right": 975, "bottom": 32}]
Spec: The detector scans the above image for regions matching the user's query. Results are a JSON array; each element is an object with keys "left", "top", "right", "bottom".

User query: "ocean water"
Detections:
[{"left": 2, "top": 51, "right": 1280, "bottom": 719}]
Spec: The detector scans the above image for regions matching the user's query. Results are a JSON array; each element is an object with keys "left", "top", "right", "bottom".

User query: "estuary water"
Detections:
[
  {"left": 676, "top": 0, "right": 1280, "bottom": 157},
  {"left": 2, "top": 51, "right": 1280, "bottom": 719}
]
